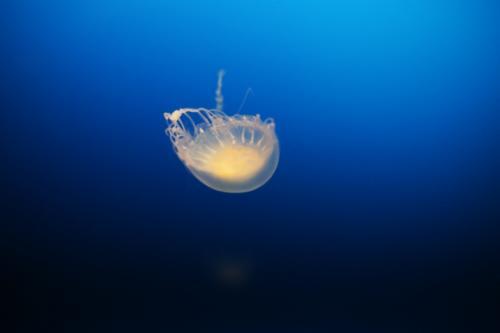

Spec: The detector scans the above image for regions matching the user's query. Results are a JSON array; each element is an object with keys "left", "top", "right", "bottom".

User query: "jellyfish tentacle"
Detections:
[
  {"left": 205, "top": 145, "right": 217, "bottom": 153},
  {"left": 264, "top": 117, "right": 275, "bottom": 128},
  {"left": 214, "top": 132, "right": 225, "bottom": 147},
  {"left": 215, "top": 70, "right": 225, "bottom": 112},
  {"left": 196, "top": 108, "right": 213, "bottom": 126},
  {"left": 176, "top": 117, "right": 187, "bottom": 135},
  {"left": 182, "top": 113, "right": 198, "bottom": 134},
  {"left": 228, "top": 130, "right": 237, "bottom": 144},
  {"left": 241, "top": 127, "right": 246, "bottom": 144},
  {"left": 236, "top": 88, "right": 253, "bottom": 114}
]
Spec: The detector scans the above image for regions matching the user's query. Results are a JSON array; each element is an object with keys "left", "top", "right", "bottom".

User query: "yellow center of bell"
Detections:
[{"left": 205, "top": 145, "right": 267, "bottom": 182}]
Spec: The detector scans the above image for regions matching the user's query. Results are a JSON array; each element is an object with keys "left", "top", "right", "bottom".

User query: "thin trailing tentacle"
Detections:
[
  {"left": 215, "top": 70, "right": 225, "bottom": 112},
  {"left": 236, "top": 88, "right": 253, "bottom": 114}
]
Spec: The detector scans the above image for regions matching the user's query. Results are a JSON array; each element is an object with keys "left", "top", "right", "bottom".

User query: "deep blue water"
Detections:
[{"left": 2, "top": 1, "right": 500, "bottom": 332}]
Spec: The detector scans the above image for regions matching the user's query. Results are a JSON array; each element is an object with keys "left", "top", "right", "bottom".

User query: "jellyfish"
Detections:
[{"left": 164, "top": 70, "right": 279, "bottom": 193}]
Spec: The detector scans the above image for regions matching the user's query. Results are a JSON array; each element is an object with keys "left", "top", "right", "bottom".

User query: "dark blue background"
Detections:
[{"left": 2, "top": 0, "right": 499, "bottom": 332}]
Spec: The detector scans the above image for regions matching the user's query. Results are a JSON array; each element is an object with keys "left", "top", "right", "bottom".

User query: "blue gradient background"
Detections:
[{"left": 2, "top": 0, "right": 500, "bottom": 332}]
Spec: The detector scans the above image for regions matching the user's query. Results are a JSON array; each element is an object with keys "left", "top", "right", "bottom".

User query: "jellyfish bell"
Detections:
[{"left": 164, "top": 71, "right": 279, "bottom": 193}]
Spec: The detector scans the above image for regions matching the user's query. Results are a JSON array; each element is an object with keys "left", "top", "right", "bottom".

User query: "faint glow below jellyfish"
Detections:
[{"left": 164, "top": 70, "right": 279, "bottom": 193}]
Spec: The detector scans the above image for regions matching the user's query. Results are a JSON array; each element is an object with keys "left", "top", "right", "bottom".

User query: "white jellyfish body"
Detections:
[{"left": 164, "top": 71, "right": 279, "bottom": 193}]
